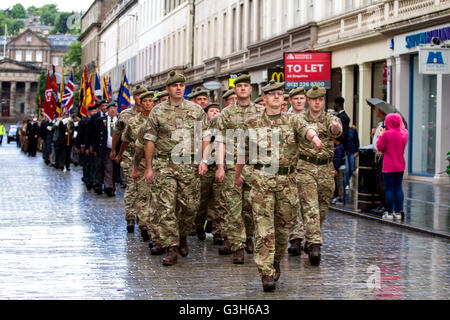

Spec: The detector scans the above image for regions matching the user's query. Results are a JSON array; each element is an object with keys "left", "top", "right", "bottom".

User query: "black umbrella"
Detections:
[{"left": 366, "top": 98, "right": 408, "bottom": 129}]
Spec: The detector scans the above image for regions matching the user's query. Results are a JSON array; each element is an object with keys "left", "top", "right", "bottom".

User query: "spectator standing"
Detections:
[
  {"left": 332, "top": 138, "right": 346, "bottom": 205},
  {"left": 376, "top": 113, "right": 408, "bottom": 220}
]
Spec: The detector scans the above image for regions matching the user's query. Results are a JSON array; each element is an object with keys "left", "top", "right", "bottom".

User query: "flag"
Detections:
[
  {"left": 79, "top": 66, "right": 88, "bottom": 117},
  {"left": 38, "top": 96, "right": 43, "bottom": 119},
  {"left": 85, "top": 73, "right": 93, "bottom": 110},
  {"left": 62, "top": 67, "right": 74, "bottom": 116},
  {"left": 59, "top": 68, "right": 64, "bottom": 116},
  {"left": 117, "top": 69, "right": 131, "bottom": 113},
  {"left": 102, "top": 75, "right": 108, "bottom": 101},
  {"left": 108, "top": 75, "right": 113, "bottom": 101},
  {"left": 94, "top": 71, "right": 102, "bottom": 104},
  {"left": 51, "top": 65, "right": 60, "bottom": 117},
  {"left": 43, "top": 70, "right": 55, "bottom": 121}
]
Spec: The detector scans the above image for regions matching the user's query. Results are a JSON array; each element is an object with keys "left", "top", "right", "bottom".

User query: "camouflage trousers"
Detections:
[
  {"left": 296, "top": 160, "right": 335, "bottom": 246},
  {"left": 134, "top": 166, "right": 151, "bottom": 231},
  {"left": 122, "top": 161, "right": 139, "bottom": 225},
  {"left": 195, "top": 167, "right": 224, "bottom": 236},
  {"left": 289, "top": 177, "right": 305, "bottom": 241},
  {"left": 249, "top": 170, "right": 299, "bottom": 277},
  {"left": 219, "top": 166, "right": 254, "bottom": 252},
  {"left": 151, "top": 160, "right": 201, "bottom": 248}
]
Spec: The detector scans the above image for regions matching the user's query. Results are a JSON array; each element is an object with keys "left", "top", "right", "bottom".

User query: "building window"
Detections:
[
  {"left": 36, "top": 50, "right": 42, "bottom": 62},
  {"left": 410, "top": 55, "right": 437, "bottom": 175},
  {"left": 26, "top": 50, "right": 33, "bottom": 62},
  {"left": 52, "top": 56, "right": 59, "bottom": 66},
  {"left": 16, "top": 50, "right": 22, "bottom": 61}
]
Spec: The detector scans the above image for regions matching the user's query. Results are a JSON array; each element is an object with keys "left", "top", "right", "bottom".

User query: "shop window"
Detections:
[
  {"left": 410, "top": 55, "right": 436, "bottom": 175},
  {"left": 371, "top": 61, "right": 388, "bottom": 130}
]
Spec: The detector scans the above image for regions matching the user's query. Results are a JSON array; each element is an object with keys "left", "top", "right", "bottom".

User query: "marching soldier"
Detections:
[
  {"left": 214, "top": 73, "right": 263, "bottom": 264},
  {"left": 136, "top": 71, "right": 209, "bottom": 266},
  {"left": 111, "top": 86, "right": 147, "bottom": 233},
  {"left": 117, "top": 90, "right": 155, "bottom": 243},
  {"left": 188, "top": 87, "right": 210, "bottom": 110},
  {"left": 233, "top": 80, "right": 322, "bottom": 292},
  {"left": 222, "top": 89, "right": 237, "bottom": 108},
  {"left": 297, "top": 86, "right": 342, "bottom": 265},
  {"left": 195, "top": 103, "right": 223, "bottom": 244},
  {"left": 287, "top": 86, "right": 308, "bottom": 256}
]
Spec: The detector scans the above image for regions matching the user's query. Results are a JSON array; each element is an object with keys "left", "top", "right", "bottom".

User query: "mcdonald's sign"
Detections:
[{"left": 268, "top": 67, "right": 285, "bottom": 82}]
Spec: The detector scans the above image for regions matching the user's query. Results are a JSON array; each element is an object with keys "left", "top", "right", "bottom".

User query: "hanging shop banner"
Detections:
[
  {"left": 419, "top": 47, "right": 450, "bottom": 75},
  {"left": 284, "top": 52, "right": 331, "bottom": 90}
]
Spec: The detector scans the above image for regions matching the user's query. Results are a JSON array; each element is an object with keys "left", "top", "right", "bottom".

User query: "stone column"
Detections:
[
  {"left": 25, "top": 82, "right": 31, "bottom": 115},
  {"left": 358, "top": 62, "right": 372, "bottom": 147},
  {"left": 434, "top": 74, "right": 450, "bottom": 184},
  {"left": 10, "top": 81, "right": 16, "bottom": 117},
  {"left": 341, "top": 65, "right": 354, "bottom": 125}
]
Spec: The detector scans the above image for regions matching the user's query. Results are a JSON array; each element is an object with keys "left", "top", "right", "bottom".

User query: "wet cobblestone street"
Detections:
[{"left": 0, "top": 143, "right": 448, "bottom": 300}]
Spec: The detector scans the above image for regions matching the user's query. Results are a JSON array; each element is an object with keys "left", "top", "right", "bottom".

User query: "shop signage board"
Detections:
[
  {"left": 284, "top": 52, "right": 331, "bottom": 90},
  {"left": 419, "top": 47, "right": 450, "bottom": 74}
]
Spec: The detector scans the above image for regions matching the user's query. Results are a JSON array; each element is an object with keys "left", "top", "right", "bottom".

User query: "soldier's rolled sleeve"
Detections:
[
  {"left": 291, "top": 114, "right": 315, "bottom": 140},
  {"left": 121, "top": 124, "right": 132, "bottom": 143},
  {"left": 134, "top": 125, "right": 146, "bottom": 149},
  {"left": 328, "top": 115, "right": 343, "bottom": 138},
  {"left": 143, "top": 111, "right": 158, "bottom": 143},
  {"left": 114, "top": 117, "right": 126, "bottom": 135}
]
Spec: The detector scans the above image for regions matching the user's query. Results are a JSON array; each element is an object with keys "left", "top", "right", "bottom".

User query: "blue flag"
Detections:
[
  {"left": 94, "top": 72, "right": 102, "bottom": 104},
  {"left": 117, "top": 71, "right": 131, "bottom": 113}
]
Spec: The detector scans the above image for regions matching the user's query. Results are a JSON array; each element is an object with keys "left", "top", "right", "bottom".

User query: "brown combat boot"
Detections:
[
  {"left": 178, "top": 236, "right": 189, "bottom": 257},
  {"left": 126, "top": 220, "right": 134, "bottom": 233},
  {"left": 273, "top": 261, "right": 281, "bottom": 282},
  {"left": 140, "top": 227, "right": 150, "bottom": 242},
  {"left": 218, "top": 237, "right": 232, "bottom": 255},
  {"left": 196, "top": 227, "right": 206, "bottom": 241},
  {"left": 232, "top": 249, "right": 245, "bottom": 264},
  {"left": 244, "top": 237, "right": 254, "bottom": 254},
  {"left": 261, "top": 275, "right": 276, "bottom": 292},
  {"left": 150, "top": 243, "right": 166, "bottom": 255},
  {"left": 308, "top": 244, "right": 321, "bottom": 266},
  {"left": 162, "top": 246, "right": 178, "bottom": 266},
  {"left": 288, "top": 238, "right": 302, "bottom": 256},
  {"left": 213, "top": 234, "right": 223, "bottom": 246}
]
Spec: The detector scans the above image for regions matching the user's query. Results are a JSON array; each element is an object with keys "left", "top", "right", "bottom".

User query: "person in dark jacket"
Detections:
[
  {"left": 81, "top": 105, "right": 98, "bottom": 190},
  {"left": 333, "top": 97, "right": 350, "bottom": 149},
  {"left": 93, "top": 102, "right": 118, "bottom": 197},
  {"left": 344, "top": 124, "right": 360, "bottom": 198},
  {"left": 26, "top": 118, "right": 39, "bottom": 157},
  {"left": 332, "top": 138, "right": 346, "bottom": 205}
]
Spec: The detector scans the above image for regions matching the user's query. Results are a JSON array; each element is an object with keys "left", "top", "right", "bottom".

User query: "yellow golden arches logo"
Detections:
[{"left": 271, "top": 72, "right": 285, "bottom": 82}]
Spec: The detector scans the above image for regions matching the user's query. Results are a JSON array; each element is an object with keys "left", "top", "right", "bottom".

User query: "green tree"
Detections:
[
  {"left": 35, "top": 70, "right": 47, "bottom": 114},
  {"left": 63, "top": 41, "right": 81, "bottom": 84},
  {"left": 50, "top": 11, "right": 73, "bottom": 34},
  {"left": 39, "top": 4, "right": 58, "bottom": 26},
  {"left": 27, "top": 6, "right": 39, "bottom": 16},
  {"left": 11, "top": 4, "right": 27, "bottom": 19},
  {"left": 0, "top": 11, "right": 25, "bottom": 36}
]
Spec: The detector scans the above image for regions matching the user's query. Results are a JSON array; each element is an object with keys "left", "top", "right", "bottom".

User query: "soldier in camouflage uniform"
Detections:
[
  {"left": 213, "top": 73, "right": 264, "bottom": 264},
  {"left": 287, "top": 87, "right": 308, "bottom": 256},
  {"left": 116, "top": 91, "right": 155, "bottom": 244},
  {"left": 111, "top": 86, "right": 147, "bottom": 233},
  {"left": 297, "top": 86, "right": 343, "bottom": 265},
  {"left": 195, "top": 103, "right": 224, "bottom": 244},
  {"left": 136, "top": 71, "right": 209, "bottom": 266},
  {"left": 234, "top": 80, "right": 322, "bottom": 292}
]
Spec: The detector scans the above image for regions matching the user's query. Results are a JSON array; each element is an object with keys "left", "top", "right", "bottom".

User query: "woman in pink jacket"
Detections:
[{"left": 376, "top": 113, "right": 409, "bottom": 220}]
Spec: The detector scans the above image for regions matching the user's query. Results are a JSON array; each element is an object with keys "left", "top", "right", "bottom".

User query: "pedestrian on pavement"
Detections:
[
  {"left": 213, "top": 73, "right": 264, "bottom": 264},
  {"left": 234, "top": 80, "right": 322, "bottom": 292},
  {"left": 344, "top": 124, "right": 360, "bottom": 199},
  {"left": 138, "top": 70, "right": 209, "bottom": 266},
  {"left": 376, "top": 113, "right": 408, "bottom": 220},
  {"left": 333, "top": 97, "right": 350, "bottom": 149},
  {"left": 332, "top": 138, "right": 346, "bottom": 205},
  {"left": 296, "top": 86, "right": 343, "bottom": 265},
  {"left": 0, "top": 123, "right": 5, "bottom": 145}
]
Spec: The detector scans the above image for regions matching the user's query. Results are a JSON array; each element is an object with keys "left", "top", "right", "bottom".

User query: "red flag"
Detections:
[{"left": 43, "top": 70, "right": 55, "bottom": 121}]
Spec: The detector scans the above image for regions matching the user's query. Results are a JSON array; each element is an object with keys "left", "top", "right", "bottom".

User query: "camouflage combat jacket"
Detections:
[{"left": 122, "top": 112, "right": 148, "bottom": 169}]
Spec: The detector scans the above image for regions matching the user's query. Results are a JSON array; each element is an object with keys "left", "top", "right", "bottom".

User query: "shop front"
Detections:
[{"left": 389, "top": 23, "right": 450, "bottom": 184}]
